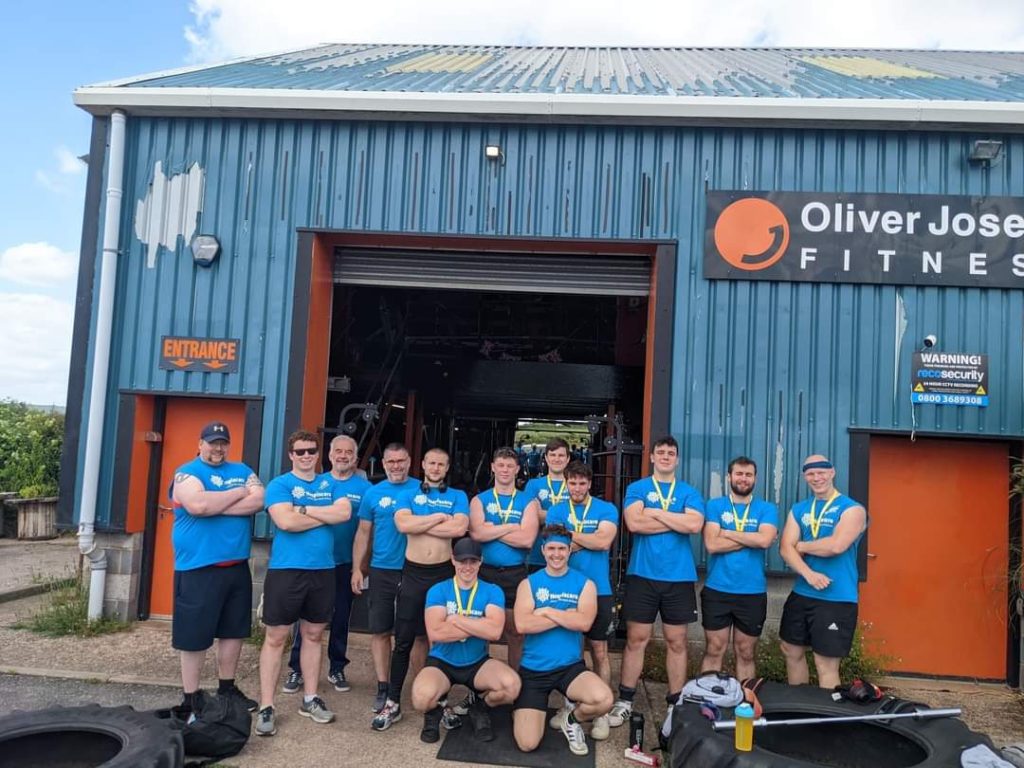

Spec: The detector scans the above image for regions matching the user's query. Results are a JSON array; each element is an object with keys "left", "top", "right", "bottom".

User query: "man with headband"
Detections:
[
  {"left": 513, "top": 524, "right": 613, "bottom": 757},
  {"left": 779, "top": 454, "right": 867, "bottom": 689}
]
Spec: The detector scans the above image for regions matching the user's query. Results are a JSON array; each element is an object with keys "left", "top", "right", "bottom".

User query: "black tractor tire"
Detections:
[
  {"left": 667, "top": 681, "right": 996, "bottom": 768},
  {"left": 0, "top": 704, "right": 183, "bottom": 768}
]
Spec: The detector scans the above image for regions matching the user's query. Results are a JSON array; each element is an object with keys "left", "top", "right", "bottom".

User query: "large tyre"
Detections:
[
  {"left": 667, "top": 681, "right": 996, "bottom": 768},
  {"left": 0, "top": 704, "right": 184, "bottom": 768}
]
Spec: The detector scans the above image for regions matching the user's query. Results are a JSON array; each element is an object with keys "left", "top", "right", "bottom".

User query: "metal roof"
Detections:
[{"left": 75, "top": 44, "right": 1024, "bottom": 127}]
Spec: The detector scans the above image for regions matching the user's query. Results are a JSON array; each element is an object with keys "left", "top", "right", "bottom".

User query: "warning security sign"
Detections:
[{"left": 911, "top": 352, "right": 989, "bottom": 407}]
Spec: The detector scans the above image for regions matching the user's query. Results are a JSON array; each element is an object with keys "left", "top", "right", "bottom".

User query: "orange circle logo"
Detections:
[{"left": 714, "top": 197, "right": 790, "bottom": 271}]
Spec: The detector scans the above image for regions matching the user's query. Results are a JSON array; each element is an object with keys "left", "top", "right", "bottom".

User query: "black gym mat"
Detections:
[{"left": 436, "top": 706, "right": 597, "bottom": 767}]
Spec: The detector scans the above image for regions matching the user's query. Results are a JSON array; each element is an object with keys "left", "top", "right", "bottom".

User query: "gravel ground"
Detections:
[{"left": 0, "top": 673, "right": 180, "bottom": 716}]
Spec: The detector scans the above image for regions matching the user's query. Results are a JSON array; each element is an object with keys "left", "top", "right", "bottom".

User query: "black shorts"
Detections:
[
  {"left": 623, "top": 576, "right": 698, "bottom": 625},
  {"left": 367, "top": 567, "right": 402, "bottom": 634},
  {"left": 172, "top": 562, "right": 252, "bottom": 652},
  {"left": 480, "top": 563, "right": 527, "bottom": 609},
  {"left": 587, "top": 595, "right": 615, "bottom": 642},
  {"left": 262, "top": 568, "right": 335, "bottom": 627},
  {"left": 700, "top": 586, "right": 768, "bottom": 637},
  {"left": 425, "top": 655, "right": 489, "bottom": 689},
  {"left": 779, "top": 592, "right": 858, "bottom": 658},
  {"left": 396, "top": 560, "right": 455, "bottom": 637},
  {"left": 526, "top": 563, "right": 545, "bottom": 575},
  {"left": 514, "top": 661, "right": 588, "bottom": 711}
]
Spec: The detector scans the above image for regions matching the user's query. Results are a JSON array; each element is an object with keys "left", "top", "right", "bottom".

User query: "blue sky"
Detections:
[{"left": 2, "top": 0, "right": 1022, "bottom": 406}]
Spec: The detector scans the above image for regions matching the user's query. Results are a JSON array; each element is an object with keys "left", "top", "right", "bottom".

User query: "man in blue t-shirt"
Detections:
[
  {"left": 469, "top": 446, "right": 540, "bottom": 671},
  {"left": 171, "top": 421, "right": 264, "bottom": 716},
  {"left": 545, "top": 461, "right": 618, "bottom": 742},
  {"left": 411, "top": 537, "right": 520, "bottom": 744},
  {"left": 254, "top": 431, "right": 352, "bottom": 738},
  {"left": 779, "top": 454, "right": 867, "bottom": 690},
  {"left": 512, "top": 524, "right": 613, "bottom": 758},
  {"left": 523, "top": 438, "right": 571, "bottom": 573},
  {"left": 609, "top": 435, "right": 705, "bottom": 730},
  {"left": 700, "top": 456, "right": 779, "bottom": 681},
  {"left": 283, "top": 435, "right": 370, "bottom": 696},
  {"left": 351, "top": 442, "right": 421, "bottom": 713}
]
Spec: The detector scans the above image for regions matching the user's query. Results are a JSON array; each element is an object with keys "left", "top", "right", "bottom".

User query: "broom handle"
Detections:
[{"left": 711, "top": 707, "right": 962, "bottom": 731}]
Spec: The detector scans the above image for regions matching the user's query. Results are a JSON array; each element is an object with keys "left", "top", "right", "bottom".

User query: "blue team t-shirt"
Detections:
[
  {"left": 426, "top": 578, "right": 505, "bottom": 667},
  {"left": 397, "top": 485, "right": 470, "bottom": 520},
  {"left": 357, "top": 477, "right": 421, "bottom": 570},
  {"left": 524, "top": 476, "right": 567, "bottom": 566},
  {"left": 172, "top": 457, "right": 256, "bottom": 571},
  {"left": 624, "top": 476, "right": 705, "bottom": 582},
  {"left": 704, "top": 496, "right": 779, "bottom": 595},
  {"left": 547, "top": 497, "right": 619, "bottom": 596},
  {"left": 265, "top": 472, "right": 343, "bottom": 570},
  {"left": 330, "top": 474, "right": 372, "bottom": 566},
  {"left": 473, "top": 488, "right": 534, "bottom": 567},
  {"left": 791, "top": 493, "right": 866, "bottom": 603},
  {"left": 521, "top": 567, "right": 592, "bottom": 672}
]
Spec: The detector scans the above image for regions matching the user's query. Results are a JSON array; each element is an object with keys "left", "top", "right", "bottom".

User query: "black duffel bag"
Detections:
[{"left": 153, "top": 690, "right": 250, "bottom": 766}]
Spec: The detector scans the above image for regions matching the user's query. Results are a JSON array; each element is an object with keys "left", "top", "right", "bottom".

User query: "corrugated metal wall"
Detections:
[{"left": 78, "top": 118, "right": 1024, "bottom": 542}]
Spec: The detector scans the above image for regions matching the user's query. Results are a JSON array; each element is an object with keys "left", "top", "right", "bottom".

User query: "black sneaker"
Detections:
[
  {"left": 420, "top": 706, "right": 442, "bottom": 743},
  {"left": 220, "top": 683, "right": 258, "bottom": 712},
  {"left": 282, "top": 670, "right": 303, "bottom": 694},
  {"left": 468, "top": 694, "right": 493, "bottom": 742},
  {"left": 327, "top": 669, "right": 351, "bottom": 693}
]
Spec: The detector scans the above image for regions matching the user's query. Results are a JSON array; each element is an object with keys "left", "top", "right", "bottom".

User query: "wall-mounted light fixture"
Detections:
[
  {"left": 190, "top": 234, "right": 221, "bottom": 267},
  {"left": 968, "top": 139, "right": 1003, "bottom": 165},
  {"left": 484, "top": 144, "right": 503, "bottom": 163}
]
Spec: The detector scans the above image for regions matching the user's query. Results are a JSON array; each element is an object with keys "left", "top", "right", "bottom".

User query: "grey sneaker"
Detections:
[
  {"left": 299, "top": 696, "right": 335, "bottom": 724},
  {"left": 327, "top": 669, "right": 351, "bottom": 693},
  {"left": 372, "top": 688, "right": 388, "bottom": 712},
  {"left": 451, "top": 691, "right": 475, "bottom": 716},
  {"left": 607, "top": 699, "right": 632, "bottom": 727},
  {"left": 371, "top": 699, "right": 402, "bottom": 731},
  {"left": 281, "top": 670, "right": 303, "bottom": 694},
  {"left": 255, "top": 705, "right": 276, "bottom": 737},
  {"left": 441, "top": 706, "right": 463, "bottom": 730}
]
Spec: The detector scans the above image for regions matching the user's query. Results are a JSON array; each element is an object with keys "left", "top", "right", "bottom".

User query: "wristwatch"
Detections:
[{"left": 296, "top": 505, "right": 307, "bottom": 516}]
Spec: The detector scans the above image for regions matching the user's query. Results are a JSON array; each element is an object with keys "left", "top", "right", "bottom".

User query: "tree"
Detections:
[{"left": 0, "top": 400, "right": 64, "bottom": 497}]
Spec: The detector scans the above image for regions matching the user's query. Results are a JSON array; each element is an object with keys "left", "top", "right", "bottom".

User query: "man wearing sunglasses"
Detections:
[
  {"left": 352, "top": 443, "right": 421, "bottom": 714},
  {"left": 255, "top": 431, "right": 352, "bottom": 737},
  {"left": 411, "top": 537, "right": 520, "bottom": 744}
]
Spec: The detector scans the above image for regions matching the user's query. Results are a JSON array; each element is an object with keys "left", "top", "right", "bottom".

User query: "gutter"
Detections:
[{"left": 77, "top": 110, "right": 127, "bottom": 622}]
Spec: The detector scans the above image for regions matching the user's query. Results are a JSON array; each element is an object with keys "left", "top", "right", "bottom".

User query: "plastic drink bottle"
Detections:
[{"left": 734, "top": 702, "right": 754, "bottom": 751}]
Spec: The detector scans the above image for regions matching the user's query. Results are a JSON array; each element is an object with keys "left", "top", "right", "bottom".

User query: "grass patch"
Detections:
[
  {"left": 13, "top": 575, "right": 132, "bottom": 638},
  {"left": 639, "top": 624, "right": 890, "bottom": 685}
]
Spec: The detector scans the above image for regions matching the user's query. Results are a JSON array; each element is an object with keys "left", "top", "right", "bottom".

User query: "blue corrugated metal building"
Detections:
[{"left": 67, "top": 45, "right": 1024, "bottom": 683}]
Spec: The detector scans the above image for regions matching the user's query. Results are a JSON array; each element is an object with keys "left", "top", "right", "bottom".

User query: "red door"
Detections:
[
  {"left": 860, "top": 436, "right": 1009, "bottom": 679},
  {"left": 149, "top": 399, "right": 248, "bottom": 618}
]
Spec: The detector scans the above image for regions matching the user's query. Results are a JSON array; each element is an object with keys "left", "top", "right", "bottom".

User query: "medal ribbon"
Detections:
[
  {"left": 809, "top": 491, "right": 840, "bottom": 539},
  {"left": 729, "top": 495, "right": 753, "bottom": 532},
  {"left": 494, "top": 488, "right": 517, "bottom": 524},
  {"left": 567, "top": 496, "right": 592, "bottom": 533},
  {"left": 546, "top": 476, "right": 565, "bottom": 505},
  {"left": 452, "top": 577, "right": 479, "bottom": 617},
  {"left": 654, "top": 479, "right": 676, "bottom": 511}
]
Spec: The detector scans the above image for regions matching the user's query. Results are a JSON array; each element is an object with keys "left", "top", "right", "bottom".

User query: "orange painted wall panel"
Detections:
[
  {"left": 124, "top": 396, "right": 154, "bottom": 533},
  {"left": 299, "top": 234, "right": 334, "bottom": 434}
]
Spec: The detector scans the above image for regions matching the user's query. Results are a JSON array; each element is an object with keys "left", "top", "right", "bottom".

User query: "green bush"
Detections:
[
  {"left": 0, "top": 400, "right": 63, "bottom": 497},
  {"left": 13, "top": 574, "right": 131, "bottom": 638}
]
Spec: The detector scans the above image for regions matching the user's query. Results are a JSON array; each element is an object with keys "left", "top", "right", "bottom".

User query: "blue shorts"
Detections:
[{"left": 172, "top": 562, "right": 251, "bottom": 651}]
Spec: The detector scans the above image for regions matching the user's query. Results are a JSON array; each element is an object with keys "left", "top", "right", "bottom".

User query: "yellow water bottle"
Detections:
[{"left": 734, "top": 702, "right": 754, "bottom": 752}]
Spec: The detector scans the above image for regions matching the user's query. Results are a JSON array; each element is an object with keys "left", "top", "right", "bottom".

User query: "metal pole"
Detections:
[{"left": 711, "top": 707, "right": 962, "bottom": 731}]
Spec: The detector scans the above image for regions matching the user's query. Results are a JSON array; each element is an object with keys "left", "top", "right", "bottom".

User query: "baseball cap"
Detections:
[
  {"left": 452, "top": 537, "right": 482, "bottom": 562},
  {"left": 200, "top": 422, "right": 231, "bottom": 443}
]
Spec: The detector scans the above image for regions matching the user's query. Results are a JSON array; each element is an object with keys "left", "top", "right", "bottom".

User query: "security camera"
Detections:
[{"left": 922, "top": 335, "right": 937, "bottom": 348}]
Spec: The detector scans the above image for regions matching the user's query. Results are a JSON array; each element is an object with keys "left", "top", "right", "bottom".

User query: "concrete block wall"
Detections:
[{"left": 88, "top": 532, "right": 143, "bottom": 621}]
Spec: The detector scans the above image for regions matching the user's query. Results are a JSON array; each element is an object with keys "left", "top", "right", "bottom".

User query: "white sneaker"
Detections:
[
  {"left": 590, "top": 714, "right": 610, "bottom": 741},
  {"left": 548, "top": 698, "right": 574, "bottom": 730},
  {"left": 607, "top": 699, "right": 632, "bottom": 728},
  {"left": 560, "top": 715, "right": 589, "bottom": 756}
]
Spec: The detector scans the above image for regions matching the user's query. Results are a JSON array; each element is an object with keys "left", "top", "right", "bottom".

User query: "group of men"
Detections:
[{"left": 170, "top": 425, "right": 867, "bottom": 756}]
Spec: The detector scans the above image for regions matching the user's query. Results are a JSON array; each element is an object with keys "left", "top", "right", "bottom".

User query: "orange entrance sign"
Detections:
[{"left": 159, "top": 336, "right": 241, "bottom": 373}]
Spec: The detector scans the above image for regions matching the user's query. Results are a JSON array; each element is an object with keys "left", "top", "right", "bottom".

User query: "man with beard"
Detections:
[
  {"left": 779, "top": 455, "right": 867, "bottom": 690},
  {"left": 700, "top": 457, "right": 779, "bottom": 680},
  {"left": 372, "top": 447, "right": 470, "bottom": 731},
  {"left": 352, "top": 443, "right": 421, "bottom": 713},
  {"left": 523, "top": 438, "right": 571, "bottom": 574}
]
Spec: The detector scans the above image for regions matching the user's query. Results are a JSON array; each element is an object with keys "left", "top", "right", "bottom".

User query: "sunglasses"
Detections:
[{"left": 292, "top": 447, "right": 319, "bottom": 456}]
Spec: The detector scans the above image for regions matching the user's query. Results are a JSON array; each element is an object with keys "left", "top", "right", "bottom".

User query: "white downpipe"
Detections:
[{"left": 79, "top": 110, "right": 126, "bottom": 622}]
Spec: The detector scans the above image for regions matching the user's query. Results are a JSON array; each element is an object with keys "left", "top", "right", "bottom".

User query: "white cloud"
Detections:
[
  {"left": 184, "top": 0, "right": 1024, "bottom": 62},
  {"left": 0, "top": 293, "right": 74, "bottom": 406},
  {"left": 56, "top": 145, "right": 84, "bottom": 176},
  {"left": 34, "top": 170, "right": 64, "bottom": 194},
  {"left": 0, "top": 242, "right": 78, "bottom": 286}
]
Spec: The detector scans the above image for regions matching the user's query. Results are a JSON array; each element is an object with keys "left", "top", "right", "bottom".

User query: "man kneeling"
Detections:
[
  {"left": 411, "top": 537, "right": 521, "bottom": 743},
  {"left": 513, "top": 525, "right": 613, "bottom": 757}
]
